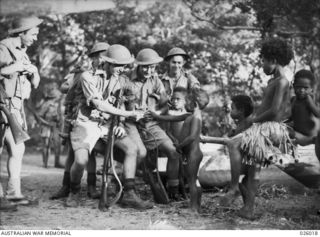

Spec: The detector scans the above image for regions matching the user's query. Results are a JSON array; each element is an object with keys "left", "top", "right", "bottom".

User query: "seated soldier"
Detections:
[{"left": 120, "top": 48, "right": 183, "bottom": 201}]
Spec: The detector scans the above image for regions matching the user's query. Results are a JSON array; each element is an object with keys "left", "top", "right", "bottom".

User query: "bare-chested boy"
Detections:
[
  {"left": 290, "top": 69, "right": 320, "bottom": 146},
  {"left": 202, "top": 38, "right": 295, "bottom": 220},
  {"left": 150, "top": 88, "right": 209, "bottom": 212}
]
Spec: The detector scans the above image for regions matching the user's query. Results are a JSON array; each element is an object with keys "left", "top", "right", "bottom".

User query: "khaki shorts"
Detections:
[
  {"left": 70, "top": 119, "right": 111, "bottom": 152},
  {"left": 128, "top": 121, "right": 170, "bottom": 150}
]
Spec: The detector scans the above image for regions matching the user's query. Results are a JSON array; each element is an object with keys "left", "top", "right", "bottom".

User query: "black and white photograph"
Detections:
[{"left": 0, "top": 0, "right": 320, "bottom": 232}]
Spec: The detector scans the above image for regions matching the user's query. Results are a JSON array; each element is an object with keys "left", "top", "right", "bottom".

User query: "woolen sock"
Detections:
[
  {"left": 87, "top": 172, "right": 96, "bottom": 186},
  {"left": 62, "top": 171, "right": 71, "bottom": 187}
]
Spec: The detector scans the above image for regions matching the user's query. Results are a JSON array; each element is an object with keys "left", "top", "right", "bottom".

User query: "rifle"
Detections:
[
  {"left": 99, "top": 88, "right": 124, "bottom": 211},
  {"left": 0, "top": 85, "right": 30, "bottom": 144}
]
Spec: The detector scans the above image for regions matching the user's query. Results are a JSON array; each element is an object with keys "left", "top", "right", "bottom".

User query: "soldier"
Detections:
[
  {"left": 0, "top": 16, "right": 42, "bottom": 209},
  {"left": 51, "top": 42, "right": 110, "bottom": 201},
  {"left": 161, "top": 47, "right": 200, "bottom": 98},
  {"left": 123, "top": 48, "right": 183, "bottom": 200}
]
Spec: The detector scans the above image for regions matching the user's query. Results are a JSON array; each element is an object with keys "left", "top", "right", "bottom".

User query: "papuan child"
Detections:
[
  {"left": 201, "top": 38, "right": 295, "bottom": 220},
  {"left": 289, "top": 69, "right": 320, "bottom": 146},
  {"left": 149, "top": 88, "right": 209, "bottom": 212}
]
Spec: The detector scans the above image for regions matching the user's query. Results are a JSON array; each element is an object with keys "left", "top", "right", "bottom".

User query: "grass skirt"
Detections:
[{"left": 240, "top": 122, "right": 296, "bottom": 166}]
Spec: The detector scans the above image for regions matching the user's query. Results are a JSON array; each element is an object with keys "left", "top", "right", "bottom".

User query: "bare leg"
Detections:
[
  {"left": 238, "top": 163, "right": 261, "bottom": 220},
  {"left": 219, "top": 136, "right": 242, "bottom": 206},
  {"left": 42, "top": 137, "right": 50, "bottom": 168},
  {"left": 159, "top": 140, "right": 181, "bottom": 199},
  {"left": 186, "top": 150, "right": 203, "bottom": 213},
  {"left": 5, "top": 128, "right": 25, "bottom": 199},
  {"left": 115, "top": 136, "right": 153, "bottom": 210}
]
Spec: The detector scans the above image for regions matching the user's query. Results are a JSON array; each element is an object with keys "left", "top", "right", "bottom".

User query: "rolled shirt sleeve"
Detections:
[
  {"left": 187, "top": 72, "right": 200, "bottom": 90},
  {"left": 0, "top": 45, "right": 13, "bottom": 81},
  {"left": 80, "top": 71, "right": 104, "bottom": 106}
]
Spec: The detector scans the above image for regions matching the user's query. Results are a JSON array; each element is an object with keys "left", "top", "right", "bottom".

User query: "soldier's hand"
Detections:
[
  {"left": 114, "top": 126, "right": 126, "bottom": 138},
  {"left": 131, "top": 110, "right": 144, "bottom": 121},
  {"left": 24, "top": 64, "right": 39, "bottom": 74}
]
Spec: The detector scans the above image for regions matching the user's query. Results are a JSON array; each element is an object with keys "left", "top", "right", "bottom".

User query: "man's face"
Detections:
[
  {"left": 171, "top": 92, "right": 186, "bottom": 110},
  {"left": 20, "top": 27, "right": 39, "bottom": 47},
  {"left": 293, "top": 77, "right": 313, "bottom": 99},
  {"left": 107, "top": 64, "right": 125, "bottom": 76},
  {"left": 262, "top": 57, "right": 276, "bottom": 75},
  {"left": 169, "top": 55, "right": 185, "bottom": 74},
  {"left": 138, "top": 64, "right": 156, "bottom": 79}
]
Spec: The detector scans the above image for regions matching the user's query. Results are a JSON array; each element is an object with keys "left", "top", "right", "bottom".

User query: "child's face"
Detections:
[
  {"left": 293, "top": 77, "right": 313, "bottom": 99},
  {"left": 230, "top": 103, "right": 243, "bottom": 121},
  {"left": 171, "top": 92, "right": 186, "bottom": 110},
  {"left": 262, "top": 57, "right": 276, "bottom": 75}
]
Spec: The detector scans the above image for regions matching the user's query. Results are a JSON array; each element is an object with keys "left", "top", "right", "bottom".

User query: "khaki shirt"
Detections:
[
  {"left": 74, "top": 69, "right": 108, "bottom": 121},
  {"left": 0, "top": 37, "right": 32, "bottom": 105},
  {"left": 123, "top": 67, "right": 166, "bottom": 111},
  {"left": 161, "top": 70, "right": 200, "bottom": 97}
]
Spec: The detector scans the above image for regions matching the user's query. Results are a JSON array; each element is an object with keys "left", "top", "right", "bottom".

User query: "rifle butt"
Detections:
[{"left": 98, "top": 181, "right": 108, "bottom": 211}]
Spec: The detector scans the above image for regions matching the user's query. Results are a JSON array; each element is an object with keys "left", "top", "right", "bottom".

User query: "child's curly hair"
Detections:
[
  {"left": 231, "top": 95, "right": 254, "bottom": 118},
  {"left": 260, "top": 38, "right": 294, "bottom": 66},
  {"left": 294, "top": 69, "right": 315, "bottom": 86}
]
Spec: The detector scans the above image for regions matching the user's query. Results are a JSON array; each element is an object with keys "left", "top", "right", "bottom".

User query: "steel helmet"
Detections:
[
  {"left": 135, "top": 48, "right": 163, "bottom": 65},
  {"left": 88, "top": 42, "right": 110, "bottom": 57},
  {"left": 164, "top": 47, "right": 189, "bottom": 61},
  {"left": 101, "top": 44, "right": 134, "bottom": 65},
  {"left": 9, "top": 16, "right": 43, "bottom": 35}
]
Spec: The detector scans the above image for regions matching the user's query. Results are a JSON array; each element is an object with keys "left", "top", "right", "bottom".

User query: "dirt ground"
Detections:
[{"left": 1, "top": 147, "right": 320, "bottom": 230}]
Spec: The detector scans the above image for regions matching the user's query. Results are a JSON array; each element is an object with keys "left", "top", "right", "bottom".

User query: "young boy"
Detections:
[
  {"left": 202, "top": 38, "right": 295, "bottom": 220},
  {"left": 201, "top": 94, "right": 254, "bottom": 142},
  {"left": 290, "top": 69, "right": 320, "bottom": 146},
  {"left": 150, "top": 88, "right": 209, "bottom": 212}
]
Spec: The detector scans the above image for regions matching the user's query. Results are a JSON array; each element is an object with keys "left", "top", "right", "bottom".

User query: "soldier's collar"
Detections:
[{"left": 162, "top": 69, "right": 186, "bottom": 81}]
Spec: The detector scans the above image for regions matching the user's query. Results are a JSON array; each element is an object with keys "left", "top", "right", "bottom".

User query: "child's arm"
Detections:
[
  {"left": 306, "top": 94, "right": 320, "bottom": 117},
  {"left": 148, "top": 110, "right": 191, "bottom": 122},
  {"left": 176, "top": 117, "right": 201, "bottom": 149},
  {"left": 253, "top": 79, "right": 289, "bottom": 123},
  {"left": 91, "top": 98, "right": 143, "bottom": 119}
]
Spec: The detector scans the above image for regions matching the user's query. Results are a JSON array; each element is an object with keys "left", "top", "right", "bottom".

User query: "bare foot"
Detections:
[
  {"left": 219, "top": 189, "right": 240, "bottom": 207},
  {"left": 237, "top": 207, "right": 255, "bottom": 220}
]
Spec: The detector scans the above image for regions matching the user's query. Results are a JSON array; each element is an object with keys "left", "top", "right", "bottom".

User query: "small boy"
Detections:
[
  {"left": 150, "top": 88, "right": 209, "bottom": 212},
  {"left": 229, "top": 95, "right": 254, "bottom": 136},
  {"left": 290, "top": 69, "right": 320, "bottom": 145},
  {"left": 202, "top": 38, "right": 295, "bottom": 220},
  {"left": 201, "top": 94, "right": 254, "bottom": 142},
  {"left": 166, "top": 87, "right": 189, "bottom": 143}
]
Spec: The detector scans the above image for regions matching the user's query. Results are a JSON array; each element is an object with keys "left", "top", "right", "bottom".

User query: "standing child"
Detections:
[
  {"left": 202, "top": 38, "right": 295, "bottom": 220},
  {"left": 290, "top": 69, "right": 320, "bottom": 146},
  {"left": 150, "top": 88, "right": 209, "bottom": 212}
]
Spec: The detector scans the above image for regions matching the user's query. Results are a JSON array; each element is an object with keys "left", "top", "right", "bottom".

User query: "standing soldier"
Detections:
[
  {"left": 0, "top": 16, "right": 42, "bottom": 209},
  {"left": 161, "top": 47, "right": 200, "bottom": 98}
]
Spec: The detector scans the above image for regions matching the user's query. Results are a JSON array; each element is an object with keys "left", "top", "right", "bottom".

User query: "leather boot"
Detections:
[
  {"left": 87, "top": 185, "right": 100, "bottom": 199},
  {"left": 50, "top": 185, "right": 70, "bottom": 200},
  {"left": 65, "top": 182, "right": 81, "bottom": 207},
  {"left": 120, "top": 189, "right": 153, "bottom": 210},
  {"left": 50, "top": 172, "right": 70, "bottom": 200},
  {"left": 0, "top": 197, "right": 17, "bottom": 212}
]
